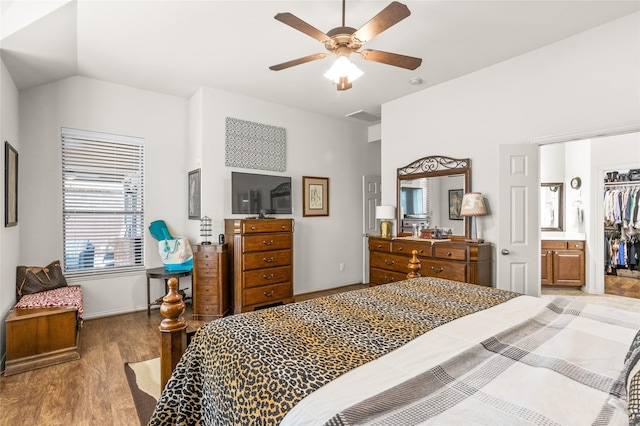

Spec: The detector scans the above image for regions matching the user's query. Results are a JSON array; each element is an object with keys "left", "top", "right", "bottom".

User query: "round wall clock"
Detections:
[{"left": 571, "top": 177, "right": 582, "bottom": 189}]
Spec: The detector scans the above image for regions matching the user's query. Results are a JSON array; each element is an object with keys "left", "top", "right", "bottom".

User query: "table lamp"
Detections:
[
  {"left": 376, "top": 205, "right": 396, "bottom": 239},
  {"left": 459, "top": 192, "right": 487, "bottom": 243}
]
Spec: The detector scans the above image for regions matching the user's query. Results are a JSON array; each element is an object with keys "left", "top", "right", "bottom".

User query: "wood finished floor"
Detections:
[{"left": 0, "top": 282, "right": 637, "bottom": 425}]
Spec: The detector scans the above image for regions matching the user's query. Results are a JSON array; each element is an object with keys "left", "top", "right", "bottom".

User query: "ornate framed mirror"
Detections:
[
  {"left": 397, "top": 155, "right": 471, "bottom": 238},
  {"left": 540, "top": 183, "right": 563, "bottom": 231}
]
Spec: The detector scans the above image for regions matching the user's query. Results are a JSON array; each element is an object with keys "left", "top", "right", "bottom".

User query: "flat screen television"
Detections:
[{"left": 231, "top": 172, "right": 292, "bottom": 216}]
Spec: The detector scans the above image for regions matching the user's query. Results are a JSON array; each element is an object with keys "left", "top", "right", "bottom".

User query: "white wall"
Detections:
[
  {"left": 18, "top": 76, "right": 190, "bottom": 318},
  {"left": 197, "top": 87, "right": 374, "bottom": 294},
  {"left": 14, "top": 76, "right": 375, "bottom": 320},
  {"left": 1, "top": 57, "right": 20, "bottom": 369},
  {"left": 382, "top": 13, "right": 640, "bottom": 288}
]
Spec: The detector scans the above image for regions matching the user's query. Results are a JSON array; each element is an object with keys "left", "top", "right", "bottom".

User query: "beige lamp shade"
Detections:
[
  {"left": 376, "top": 205, "right": 395, "bottom": 238},
  {"left": 460, "top": 192, "right": 487, "bottom": 217},
  {"left": 375, "top": 205, "right": 396, "bottom": 220},
  {"left": 459, "top": 193, "right": 486, "bottom": 242}
]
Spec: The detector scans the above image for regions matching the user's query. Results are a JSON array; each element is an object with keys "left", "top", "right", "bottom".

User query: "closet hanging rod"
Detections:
[{"left": 604, "top": 181, "right": 640, "bottom": 188}]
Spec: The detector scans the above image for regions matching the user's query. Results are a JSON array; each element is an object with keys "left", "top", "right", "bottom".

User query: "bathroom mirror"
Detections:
[
  {"left": 397, "top": 155, "right": 470, "bottom": 238},
  {"left": 541, "top": 183, "right": 563, "bottom": 231}
]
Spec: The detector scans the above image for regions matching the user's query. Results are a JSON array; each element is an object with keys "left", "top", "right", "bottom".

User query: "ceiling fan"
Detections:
[{"left": 269, "top": 0, "right": 422, "bottom": 91}]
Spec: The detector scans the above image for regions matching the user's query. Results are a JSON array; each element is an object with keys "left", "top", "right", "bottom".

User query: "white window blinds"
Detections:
[{"left": 62, "top": 128, "right": 145, "bottom": 275}]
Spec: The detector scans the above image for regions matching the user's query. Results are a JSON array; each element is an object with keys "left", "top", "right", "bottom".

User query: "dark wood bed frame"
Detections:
[{"left": 158, "top": 250, "right": 422, "bottom": 390}]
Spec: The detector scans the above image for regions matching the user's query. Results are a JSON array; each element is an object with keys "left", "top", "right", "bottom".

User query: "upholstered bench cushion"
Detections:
[{"left": 15, "top": 285, "right": 84, "bottom": 318}]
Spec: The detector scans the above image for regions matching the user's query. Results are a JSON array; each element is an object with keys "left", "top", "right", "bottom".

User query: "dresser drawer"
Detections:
[
  {"left": 422, "top": 259, "right": 466, "bottom": 282},
  {"left": 243, "top": 249, "right": 292, "bottom": 270},
  {"left": 195, "top": 291, "right": 219, "bottom": 305},
  {"left": 243, "top": 266, "right": 291, "bottom": 288},
  {"left": 370, "top": 252, "right": 412, "bottom": 274},
  {"left": 369, "top": 238, "right": 391, "bottom": 252},
  {"left": 566, "top": 241, "right": 585, "bottom": 250},
  {"left": 196, "top": 267, "right": 218, "bottom": 278},
  {"left": 391, "top": 240, "right": 430, "bottom": 256},
  {"left": 541, "top": 240, "right": 566, "bottom": 250},
  {"left": 196, "top": 304, "right": 221, "bottom": 317},
  {"left": 242, "top": 233, "right": 292, "bottom": 253},
  {"left": 242, "top": 220, "right": 292, "bottom": 234},
  {"left": 195, "top": 249, "right": 220, "bottom": 262},
  {"left": 370, "top": 268, "right": 408, "bottom": 285},
  {"left": 196, "top": 278, "right": 219, "bottom": 294},
  {"left": 433, "top": 245, "right": 467, "bottom": 261},
  {"left": 244, "top": 282, "right": 292, "bottom": 306}
]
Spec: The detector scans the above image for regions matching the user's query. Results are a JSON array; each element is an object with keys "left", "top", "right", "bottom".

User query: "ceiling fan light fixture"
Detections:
[{"left": 323, "top": 55, "right": 363, "bottom": 85}]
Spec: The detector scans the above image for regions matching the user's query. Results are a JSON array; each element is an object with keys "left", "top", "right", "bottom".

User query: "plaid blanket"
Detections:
[{"left": 324, "top": 297, "right": 640, "bottom": 425}]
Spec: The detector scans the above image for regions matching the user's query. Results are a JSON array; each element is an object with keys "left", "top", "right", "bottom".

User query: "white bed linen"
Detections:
[{"left": 281, "top": 296, "right": 640, "bottom": 425}]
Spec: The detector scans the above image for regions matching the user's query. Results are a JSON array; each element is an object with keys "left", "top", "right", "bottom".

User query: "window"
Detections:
[{"left": 62, "top": 128, "right": 144, "bottom": 276}]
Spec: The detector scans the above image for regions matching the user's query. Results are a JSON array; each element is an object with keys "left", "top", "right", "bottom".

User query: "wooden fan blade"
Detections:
[
  {"left": 359, "top": 49, "right": 422, "bottom": 70},
  {"left": 352, "top": 2, "right": 411, "bottom": 43},
  {"left": 269, "top": 53, "right": 329, "bottom": 71},
  {"left": 275, "top": 13, "right": 331, "bottom": 43}
]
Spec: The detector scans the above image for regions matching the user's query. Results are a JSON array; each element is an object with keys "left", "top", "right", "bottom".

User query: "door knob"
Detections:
[{"left": 501, "top": 249, "right": 510, "bottom": 255}]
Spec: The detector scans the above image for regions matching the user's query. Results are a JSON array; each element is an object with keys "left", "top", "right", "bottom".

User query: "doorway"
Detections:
[{"left": 538, "top": 131, "right": 640, "bottom": 298}]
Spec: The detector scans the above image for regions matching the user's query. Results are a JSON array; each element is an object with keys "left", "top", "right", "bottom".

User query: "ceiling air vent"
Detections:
[{"left": 345, "top": 110, "right": 381, "bottom": 124}]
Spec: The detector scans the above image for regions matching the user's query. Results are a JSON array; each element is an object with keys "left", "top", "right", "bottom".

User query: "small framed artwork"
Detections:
[
  {"left": 188, "top": 168, "right": 201, "bottom": 220},
  {"left": 448, "top": 189, "right": 463, "bottom": 220},
  {"left": 303, "top": 176, "right": 329, "bottom": 217},
  {"left": 5, "top": 141, "right": 18, "bottom": 227}
]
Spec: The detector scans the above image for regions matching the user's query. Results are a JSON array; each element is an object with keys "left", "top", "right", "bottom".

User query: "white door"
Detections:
[
  {"left": 363, "top": 175, "right": 381, "bottom": 284},
  {"left": 498, "top": 144, "right": 540, "bottom": 296}
]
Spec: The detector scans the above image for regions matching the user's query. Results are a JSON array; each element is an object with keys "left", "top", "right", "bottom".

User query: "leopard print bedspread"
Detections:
[{"left": 149, "top": 277, "right": 519, "bottom": 425}]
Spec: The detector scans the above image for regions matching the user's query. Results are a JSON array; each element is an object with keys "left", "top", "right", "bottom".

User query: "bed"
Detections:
[{"left": 150, "top": 260, "right": 640, "bottom": 425}]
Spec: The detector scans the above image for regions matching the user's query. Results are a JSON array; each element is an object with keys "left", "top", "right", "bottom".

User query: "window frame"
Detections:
[{"left": 61, "top": 128, "right": 145, "bottom": 277}]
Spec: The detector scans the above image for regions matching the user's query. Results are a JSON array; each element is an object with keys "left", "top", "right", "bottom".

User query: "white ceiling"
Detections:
[{"left": 2, "top": 1, "right": 639, "bottom": 123}]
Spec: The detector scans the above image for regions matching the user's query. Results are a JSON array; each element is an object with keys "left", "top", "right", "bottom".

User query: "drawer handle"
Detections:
[
  {"left": 263, "top": 257, "right": 275, "bottom": 263},
  {"left": 281, "top": 225, "right": 286, "bottom": 229},
  {"left": 251, "top": 226, "right": 256, "bottom": 230},
  {"left": 263, "top": 273, "right": 274, "bottom": 280},
  {"left": 418, "top": 249, "right": 423, "bottom": 253},
  {"left": 384, "top": 259, "right": 395, "bottom": 265},
  {"left": 263, "top": 291, "right": 274, "bottom": 297},
  {"left": 384, "top": 276, "right": 395, "bottom": 282},
  {"left": 263, "top": 239, "right": 274, "bottom": 246},
  {"left": 397, "top": 246, "right": 404, "bottom": 251},
  {"left": 431, "top": 267, "right": 444, "bottom": 273},
  {"left": 377, "top": 244, "right": 382, "bottom": 249},
  {"left": 445, "top": 252, "right": 452, "bottom": 256}
]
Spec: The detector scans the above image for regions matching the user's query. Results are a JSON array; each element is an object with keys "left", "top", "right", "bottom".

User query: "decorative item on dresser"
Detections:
[
  {"left": 459, "top": 192, "right": 487, "bottom": 243},
  {"left": 224, "top": 218, "right": 294, "bottom": 313},
  {"left": 199, "top": 216, "right": 212, "bottom": 245},
  {"left": 541, "top": 240, "right": 585, "bottom": 286},
  {"left": 368, "top": 236, "right": 492, "bottom": 286},
  {"left": 375, "top": 205, "right": 396, "bottom": 238},
  {"left": 192, "top": 243, "right": 229, "bottom": 320}
]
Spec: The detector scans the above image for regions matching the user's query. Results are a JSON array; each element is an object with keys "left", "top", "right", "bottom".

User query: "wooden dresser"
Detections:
[
  {"left": 541, "top": 240, "right": 585, "bottom": 286},
  {"left": 369, "top": 236, "right": 492, "bottom": 286},
  {"left": 192, "top": 243, "right": 229, "bottom": 320},
  {"left": 225, "top": 218, "right": 294, "bottom": 313}
]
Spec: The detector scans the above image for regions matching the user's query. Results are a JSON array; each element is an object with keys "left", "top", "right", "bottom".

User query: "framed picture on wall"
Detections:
[
  {"left": 303, "top": 176, "right": 329, "bottom": 217},
  {"left": 5, "top": 141, "right": 18, "bottom": 227},
  {"left": 188, "top": 168, "right": 201, "bottom": 220},
  {"left": 448, "top": 189, "right": 463, "bottom": 220}
]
